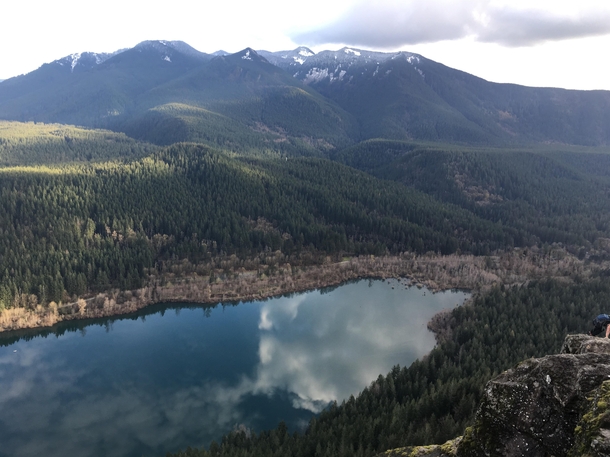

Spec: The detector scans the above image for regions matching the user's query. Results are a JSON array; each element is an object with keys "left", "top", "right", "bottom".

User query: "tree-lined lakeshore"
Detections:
[{"left": 0, "top": 245, "right": 598, "bottom": 333}]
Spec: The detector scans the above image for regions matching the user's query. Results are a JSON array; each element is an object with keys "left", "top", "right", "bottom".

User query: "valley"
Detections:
[{"left": 2, "top": 40, "right": 610, "bottom": 456}]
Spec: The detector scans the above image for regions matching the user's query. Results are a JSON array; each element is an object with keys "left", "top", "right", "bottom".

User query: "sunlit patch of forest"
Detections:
[{"left": 0, "top": 120, "right": 158, "bottom": 165}]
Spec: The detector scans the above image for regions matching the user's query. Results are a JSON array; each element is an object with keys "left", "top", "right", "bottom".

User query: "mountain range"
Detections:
[{"left": 1, "top": 40, "right": 609, "bottom": 150}]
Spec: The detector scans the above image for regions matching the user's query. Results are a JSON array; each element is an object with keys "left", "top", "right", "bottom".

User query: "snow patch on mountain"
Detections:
[
  {"left": 303, "top": 66, "right": 350, "bottom": 84},
  {"left": 52, "top": 51, "right": 120, "bottom": 73},
  {"left": 256, "top": 47, "right": 315, "bottom": 68},
  {"left": 344, "top": 49, "right": 361, "bottom": 56},
  {"left": 403, "top": 54, "right": 425, "bottom": 78},
  {"left": 164, "top": 56, "right": 171, "bottom": 62},
  {"left": 304, "top": 68, "right": 329, "bottom": 84},
  {"left": 70, "top": 53, "right": 81, "bottom": 72},
  {"left": 242, "top": 50, "right": 252, "bottom": 61},
  {"left": 134, "top": 40, "right": 211, "bottom": 61}
]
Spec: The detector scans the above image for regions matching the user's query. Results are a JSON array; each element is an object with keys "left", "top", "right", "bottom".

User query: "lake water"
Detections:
[{"left": 0, "top": 279, "right": 468, "bottom": 457}]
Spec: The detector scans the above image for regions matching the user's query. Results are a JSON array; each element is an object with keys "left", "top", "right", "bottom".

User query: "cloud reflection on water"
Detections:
[
  {"left": 0, "top": 350, "right": 248, "bottom": 457},
  {"left": 0, "top": 279, "right": 468, "bottom": 457},
  {"left": 250, "top": 280, "right": 463, "bottom": 411},
  {"left": 202, "top": 280, "right": 466, "bottom": 415}
]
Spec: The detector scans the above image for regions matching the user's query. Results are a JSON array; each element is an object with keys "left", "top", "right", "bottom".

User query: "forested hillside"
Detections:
[
  {"left": 0, "top": 139, "right": 518, "bottom": 311},
  {"left": 334, "top": 140, "right": 610, "bottom": 250},
  {"left": 0, "top": 121, "right": 158, "bottom": 165},
  {"left": 3, "top": 122, "right": 610, "bottom": 322}
]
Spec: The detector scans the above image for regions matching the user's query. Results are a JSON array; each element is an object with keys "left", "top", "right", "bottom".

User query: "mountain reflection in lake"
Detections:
[{"left": 0, "top": 279, "right": 468, "bottom": 457}]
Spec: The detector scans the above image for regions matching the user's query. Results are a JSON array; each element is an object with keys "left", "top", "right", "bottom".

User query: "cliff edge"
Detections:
[{"left": 379, "top": 334, "right": 610, "bottom": 457}]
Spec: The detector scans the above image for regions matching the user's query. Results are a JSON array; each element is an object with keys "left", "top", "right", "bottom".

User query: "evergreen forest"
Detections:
[{"left": 3, "top": 41, "right": 610, "bottom": 457}]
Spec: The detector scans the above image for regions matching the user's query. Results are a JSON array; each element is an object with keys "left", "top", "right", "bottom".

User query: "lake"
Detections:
[{"left": 0, "top": 279, "right": 469, "bottom": 457}]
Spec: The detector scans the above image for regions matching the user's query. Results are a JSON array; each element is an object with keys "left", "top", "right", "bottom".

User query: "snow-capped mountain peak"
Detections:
[
  {"left": 230, "top": 48, "right": 269, "bottom": 64},
  {"left": 298, "top": 48, "right": 314, "bottom": 57},
  {"left": 52, "top": 51, "right": 118, "bottom": 73},
  {"left": 286, "top": 47, "right": 428, "bottom": 86},
  {"left": 256, "top": 47, "right": 315, "bottom": 68},
  {"left": 133, "top": 40, "right": 210, "bottom": 62}
]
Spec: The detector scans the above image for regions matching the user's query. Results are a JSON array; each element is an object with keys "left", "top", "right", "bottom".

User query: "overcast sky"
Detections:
[{"left": 2, "top": 0, "right": 609, "bottom": 90}]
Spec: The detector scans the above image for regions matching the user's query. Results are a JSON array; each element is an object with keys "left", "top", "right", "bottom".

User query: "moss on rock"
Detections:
[
  {"left": 377, "top": 437, "right": 461, "bottom": 457},
  {"left": 569, "top": 380, "right": 610, "bottom": 457}
]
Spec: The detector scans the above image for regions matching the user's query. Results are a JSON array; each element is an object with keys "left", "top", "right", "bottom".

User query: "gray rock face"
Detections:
[
  {"left": 458, "top": 335, "right": 610, "bottom": 457},
  {"left": 561, "top": 333, "right": 610, "bottom": 355}
]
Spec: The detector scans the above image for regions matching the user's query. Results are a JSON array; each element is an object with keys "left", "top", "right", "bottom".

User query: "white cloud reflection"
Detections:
[
  {"left": 247, "top": 280, "right": 465, "bottom": 412},
  {"left": 0, "top": 280, "right": 467, "bottom": 457},
  {"left": 0, "top": 350, "right": 247, "bottom": 457}
]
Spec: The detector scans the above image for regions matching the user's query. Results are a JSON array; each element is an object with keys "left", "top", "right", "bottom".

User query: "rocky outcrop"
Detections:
[
  {"left": 561, "top": 333, "right": 610, "bottom": 355},
  {"left": 380, "top": 335, "right": 610, "bottom": 457},
  {"left": 377, "top": 437, "right": 461, "bottom": 457},
  {"left": 459, "top": 334, "right": 610, "bottom": 457}
]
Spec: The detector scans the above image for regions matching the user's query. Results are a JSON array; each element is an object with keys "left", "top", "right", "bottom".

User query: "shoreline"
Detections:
[{"left": 0, "top": 247, "right": 596, "bottom": 334}]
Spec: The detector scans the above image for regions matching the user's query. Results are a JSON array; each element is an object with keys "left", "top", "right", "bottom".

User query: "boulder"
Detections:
[
  {"left": 457, "top": 334, "right": 610, "bottom": 457},
  {"left": 377, "top": 437, "right": 461, "bottom": 457},
  {"left": 561, "top": 333, "right": 610, "bottom": 355}
]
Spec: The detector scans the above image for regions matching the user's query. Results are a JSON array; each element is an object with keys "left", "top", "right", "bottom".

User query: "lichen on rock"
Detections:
[
  {"left": 377, "top": 437, "right": 461, "bottom": 457},
  {"left": 569, "top": 380, "right": 610, "bottom": 457},
  {"left": 561, "top": 334, "right": 610, "bottom": 355},
  {"left": 456, "top": 334, "right": 610, "bottom": 457}
]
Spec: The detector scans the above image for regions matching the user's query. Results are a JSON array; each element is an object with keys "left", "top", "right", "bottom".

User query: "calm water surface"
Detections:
[{"left": 0, "top": 279, "right": 468, "bottom": 457}]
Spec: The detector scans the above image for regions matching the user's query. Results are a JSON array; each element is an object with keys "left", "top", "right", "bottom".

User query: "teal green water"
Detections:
[{"left": 0, "top": 279, "right": 468, "bottom": 457}]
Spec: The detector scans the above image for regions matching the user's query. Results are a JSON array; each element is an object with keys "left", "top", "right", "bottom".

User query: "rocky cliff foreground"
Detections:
[{"left": 379, "top": 334, "right": 610, "bottom": 457}]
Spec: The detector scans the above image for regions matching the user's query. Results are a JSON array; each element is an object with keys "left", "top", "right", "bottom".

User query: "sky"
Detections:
[{"left": 1, "top": 0, "right": 610, "bottom": 90}]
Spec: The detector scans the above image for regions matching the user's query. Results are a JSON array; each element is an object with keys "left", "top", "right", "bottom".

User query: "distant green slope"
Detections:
[
  {"left": 0, "top": 46, "right": 357, "bottom": 154},
  {"left": 122, "top": 50, "right": 357, "bottom": 150},
  {"left": 0, "top": 121, "right": 158, "bottom": 165},
  {"left": 334, "top": 139, "right": 610, "bottom": 248},
  {"left": 293, "top": 50, "right": 610, "bottom": 146}
]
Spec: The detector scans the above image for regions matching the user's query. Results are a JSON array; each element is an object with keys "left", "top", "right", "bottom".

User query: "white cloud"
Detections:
[
  {"left": 476, "top": 3, "right": 610, "bottom": 46},
  {"left": 291, "top": 0, "right": 610, "bottom": 48}
]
